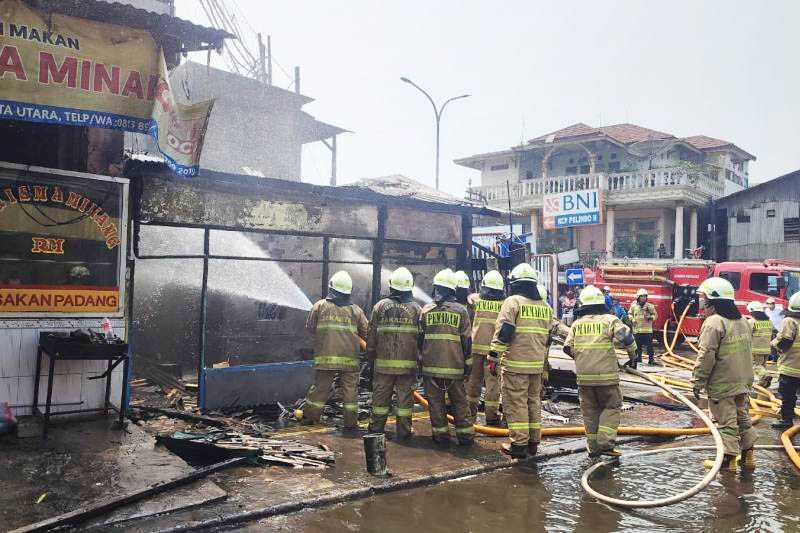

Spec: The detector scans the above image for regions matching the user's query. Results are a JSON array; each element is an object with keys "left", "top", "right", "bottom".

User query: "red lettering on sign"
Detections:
[
  {"left": 50, "top": 186, "right": 64, "bottom": 203},
  {"left": 121, "top": 70, "right": 144, "bottom": 99},
  {"left": 38, "top": 52, "right": 77, "bottom": 88},
  {"left": 80, "top": 59, "right": 91, "bottom": 91},
  {"left": 33, "top": 185, "right": 48, "bottom": 201},
  {"left": 31, "top": 237, "right": 65, "bottom": 255},
  {"left": 17, "top": 185, "right": 30, "bottom": 201},
  {"left": 93, "top": 63, "right": 120, "bottom": 94},
  {"left": 2, "top": 188, "right": 15, "bottom": 203},
  {"left": 65, "top": 191, "right": 81, "bottom": 209},
  {"left": 0, "top": 45, "right": 27, "bottom": 81}
]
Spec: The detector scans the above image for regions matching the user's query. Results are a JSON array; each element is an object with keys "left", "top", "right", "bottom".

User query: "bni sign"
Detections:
[{"left": 542, "top": 189, "right": 603, "bottom": 230}]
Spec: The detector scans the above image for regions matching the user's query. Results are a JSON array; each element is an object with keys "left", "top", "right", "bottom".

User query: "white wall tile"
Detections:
[{"left": 0, "top": 330, "right": 21, "bottom": 378}]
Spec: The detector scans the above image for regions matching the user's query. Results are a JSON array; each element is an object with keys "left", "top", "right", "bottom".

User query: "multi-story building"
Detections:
[{"left": 457, "top": 122, "right": 755, "bottom": 261}]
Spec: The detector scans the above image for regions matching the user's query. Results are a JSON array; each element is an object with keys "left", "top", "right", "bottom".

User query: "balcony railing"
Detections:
[{"left": 470, "top": 170, "right": 724, "bottom": 206}]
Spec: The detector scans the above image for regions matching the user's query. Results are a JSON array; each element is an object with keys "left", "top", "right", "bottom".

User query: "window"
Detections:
[
  {"left": 490, "top": 163, "right": 509, "bottom": 171},
  {"left": 0, "top": 165, "right": 126, "bottom": 315},
  {"left": 736, "top": 211, "right": 751, "bottom": 223},
  {"left": 750, "top": 273, "right": 780, "bottom": 296},
  {"left": 568, "top": 158, "right": 575, "bottom": 164},
  {"left": 525, "top": 170, "right": 533, "bottom": 179},
  {"left": 579, "top": 165, "right": 590, "bottom": 174},
  {"left": 565, "top": 166, "right": 578, "bottom": 175},
  {"left": 718, "top": 271, "right": 741, "bottom": 289},
  {"left": 607, "top": 161, "right": 621, "bottom": 172},
  {"left": 766, "top": 209, "right": 776, "bottom": 218},
  {"left": 785, "top": 217, "right": 800, "bottom": 242},
  {"left": 610, "top": 153, "right": 618, "bottom": 160}
]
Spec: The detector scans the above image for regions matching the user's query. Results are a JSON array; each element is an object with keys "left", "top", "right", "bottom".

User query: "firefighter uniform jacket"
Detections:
[
  {"left": 564, "top": 313, "right": 636, "bottom": 386},
  {"left": 628, "top": 301, "right": 657, "bottom": 334},
  {"left": 366, "top": 297, "right": 422, "bottom": 375},
  {"left": 693, "top": 314, "right": 754, "bottom": 400},
  {"left": 306, "top": 299, "right": 369, "bottom": 371},
  {"left": 490, "top": 295, "right": 560, "bottom": 375},
  {"left": 420, "top": 300, "right": 472, "bottom": 378},
  {"left": 772, "top": 316, "right": 800, "bottom": 378},
  {"left": 745, "top": 316, "right": 773, "bottom": 365},
  {"left": 470, "top": 296, "right": 505, "bottom": 356}
]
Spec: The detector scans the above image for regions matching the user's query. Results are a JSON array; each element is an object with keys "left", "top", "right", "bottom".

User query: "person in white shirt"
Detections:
[{"left": 765, "top": 297, "right": 785, "bottom": 330}]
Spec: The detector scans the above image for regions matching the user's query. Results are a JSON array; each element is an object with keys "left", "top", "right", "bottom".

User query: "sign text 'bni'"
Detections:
[{"left": 543, "top": 189, "right": 603, "bottom": 230}]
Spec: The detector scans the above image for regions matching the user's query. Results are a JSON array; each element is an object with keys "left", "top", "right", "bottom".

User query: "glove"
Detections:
[
  {"left": 488, "top": 360, "right": 498, "bottom": 377},
  {"left": 692, "top": 384, "right": 702, "bottom": 401}
]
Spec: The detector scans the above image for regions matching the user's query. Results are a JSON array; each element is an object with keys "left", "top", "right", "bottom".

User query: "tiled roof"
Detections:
[
  {"left": 682, "top": 135, "right": 732, "bottom": 150},
  {"left": 598, "top": 123, "right": 674, "bottom": 144},
  {"left": 530, "top": 123, "right": 598, "bottom": 142}
]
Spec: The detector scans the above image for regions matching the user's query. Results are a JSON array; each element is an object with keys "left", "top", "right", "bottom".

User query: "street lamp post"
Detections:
[{"left": 400, "top": 77, "right": 470, "bottom": 190}]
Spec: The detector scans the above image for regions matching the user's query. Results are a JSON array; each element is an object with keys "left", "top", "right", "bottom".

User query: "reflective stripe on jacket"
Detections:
[
  {"left": 490, "top": 295, "right": 559, "bottom": 375},
  {"left": 420, "top": 300, "right": 471, "bottom": 378},
  {"left": 746, "top": 316, "right": 773, "bottom": 358},
  {"left": 307, "top": 299, "right": 368, "bottom": 371},
  {"left": 628, "top": 302, "right": 657, "bottom": 334},
  {"left": 367, "top": 297, "right": 421, "bottom": 375},
  {"left": 693, "top": 313, "right": 754, "bottom": 399},
  {"left": 564, "top": 313, "right": 635, "bottom": 385},
  {"left": 773, "top": 316, "right": 800, "bottom": 378},
  {"left": 471, "top": 296, "right": 504, "bottom": 355}
]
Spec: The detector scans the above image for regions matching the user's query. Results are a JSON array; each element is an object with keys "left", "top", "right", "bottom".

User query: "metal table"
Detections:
[{"left": 32, "top": 333, "right": 130, "bottom": 437}]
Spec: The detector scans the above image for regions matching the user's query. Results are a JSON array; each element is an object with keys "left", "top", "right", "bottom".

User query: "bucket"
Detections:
[{"left": 362, "top": 433, "right": 389, "bottom": 476}]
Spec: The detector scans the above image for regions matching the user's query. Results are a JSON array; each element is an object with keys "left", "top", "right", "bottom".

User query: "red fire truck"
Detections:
[{"left": 589, "top": 259, "right": 800, "bottom": 341}]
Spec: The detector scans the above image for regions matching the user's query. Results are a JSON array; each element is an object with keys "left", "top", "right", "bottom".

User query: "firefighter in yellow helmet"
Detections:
[
  {"left": 366, "top": 267, "right": 422, "bottom": 441},
  {"left": 564, "top": 285, "right": 637, "bottom": 458},
  {"left": 465, "top": 270, "right": 505, "bottom": 426},
  {"left": 419, "top": 268, "right": 474, "bottom": 447},
  {"left": 454, "top": 270, "right": 471, "bottom": 306},
  {"left": 488, "top": 263, "right": 562, "bottom": 458},
  {"left": 692, "top": 277, "right": 756, "bottom": 470},
  {"left": 745, "top": 300, "right": 774, "bottom": 388},
  {"left": 770, "top": 292, "right": 800, "bottom": 430},
  {"left": 628, "top": 288, "right": 658, "bottom": 365},
  {"left": 302, "top": 271, "right": 369, "bottom": 430}
]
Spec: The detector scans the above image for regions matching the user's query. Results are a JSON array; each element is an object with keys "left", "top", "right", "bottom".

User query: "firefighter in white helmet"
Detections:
[
  {"left": 418, "top": 269, "right": 474, "bottom": 447},
  {"left": 628, "top": 288, "right": 658, "bottom": 365},
  {"left": 366, "top": 267, "right": 421, "bottom": 441},
  {"left": 745, "top": 300, "right": 774, "bottom": 388},
  {"left": 488, "top": 263, "right": 562, "bottom": 458},
  {"left": 453, "top": 270, "right": 471, "bottom": 306},
  {"left": 465, "top": 270, "right": 505, "bottom": 426},
  {"left": 302, "top": 271, "right": 369, "bottom": 430},
  {"left": 692, "top": 277, "right": 756, "bottom": 471},
  {"left": 770, "top": 292, "right": 800, "bottom": 430},
  {"left": 564, "top": 285, "right": 637, "bottom": 458}
]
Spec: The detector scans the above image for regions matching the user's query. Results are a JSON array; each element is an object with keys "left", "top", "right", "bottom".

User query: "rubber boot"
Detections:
[
  {"left": 741, "top": 448, "right": 755, "bottom": 470},
  {"left": 457, "top": 436, "right": 475, "bottom": 447},
  {"left": 485, "top": 417, "right": 507, "bottom": 428},
  {"left": 501, "top": 442, "right": 528, "bottom": 459},
  {"left": 528, "top": 442, "right": 539, "bottom": 457},
  {"left": 771, "top": 420, "right": 793, "bottom": 430},
  {"left": 433, "top": 437, "right": 450, "bottom": 449},
  {"left": 703, "top": 454, "right": 739, "bottom": 471}
]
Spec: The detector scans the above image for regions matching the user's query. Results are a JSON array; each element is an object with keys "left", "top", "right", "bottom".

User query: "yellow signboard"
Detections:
[{"left": 0, "top": 286, "right": 119, "bottom": 313}]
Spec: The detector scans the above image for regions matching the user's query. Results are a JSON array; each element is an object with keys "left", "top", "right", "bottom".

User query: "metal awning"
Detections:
[{"left": 26, "top": 0, "right": 233, "bottom": 51}]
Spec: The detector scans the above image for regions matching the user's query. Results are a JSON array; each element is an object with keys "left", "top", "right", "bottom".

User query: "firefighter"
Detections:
[
  {"left": 302, "top": 271, "right": 369, "bottom": 430},
  {"left": 629, "top": 288, "right": 658, "bottom": 365},
  {"left": 487, "top": 263, "right": 561, "bottom": 459},
  {"left": 563, "top": 285, "right": 637, "bottom": 458},
  {"left": 745, "top": 301, "right": 774, "bottom": 388},
  {"left": 454, "top": 270, "right": 471, "bottom": 306},
  {"left": 770, "top": 292, "right": 800, "bottom": 430},
  {"left": 366, "top": 267, "right": 422, "bottom": 441},
  {"left": 691, "top": 277, "right": 756, "bottom": 470},
  {"left": 419, "top": 268, "right": 474, "bottom": 447},
  {"left": 465, "top": 270, "right": 505, "bottom": 426},
  {"left": 602, "top": 285, "right": 614, "bottom": 311}
]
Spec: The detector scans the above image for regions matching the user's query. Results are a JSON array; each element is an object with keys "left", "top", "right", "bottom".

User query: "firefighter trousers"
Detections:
[
  {"left": 303, "top": 369, "right": 359, "bottom": 428},
  {"left": 423, "top": 376, "right": 473, "bottom": 444},
  {"left": 579, "top": 384, "right": 622, "bottom": 454},
  {"left": 465, "top": 354, "right": 501, "bottom": 423},
  {"left": 634, "top": 333, "right": 654, "bottom": 362},
  {"left": 709, "top": 393, "right": 757, "bottom": 456},
  {"left": 778, "top": 375, "right": 800, "bottom": 424},
  {"left": 501, "top": 371, "right": 542, "bottom": 446},
  {"left": 369, "top": 372, "right": 415, "bottom": 439}
]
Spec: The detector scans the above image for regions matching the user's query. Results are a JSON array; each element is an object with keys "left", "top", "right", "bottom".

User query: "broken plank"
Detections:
[
  {"left": 130, "top": 406, "right": 239, "bottom": 428},
  {"left": 9, "top": 457, "right": 249, "bottom": 533}
]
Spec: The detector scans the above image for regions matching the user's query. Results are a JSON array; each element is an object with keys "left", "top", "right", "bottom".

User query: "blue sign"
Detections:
[
  {"left": 565, "top": 268, "right": 584, "bottom": 285},
  {"left": 555, "top": 212, "right": 600, "bottom": 228}
]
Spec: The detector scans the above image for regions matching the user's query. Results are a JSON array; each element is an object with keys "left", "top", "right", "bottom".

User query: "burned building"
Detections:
[{"left": 127, "top": 160, "right": 499, "bottom": 409}]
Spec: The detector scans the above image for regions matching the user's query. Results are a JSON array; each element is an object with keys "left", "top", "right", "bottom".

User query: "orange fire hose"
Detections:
[{"left": 782, "top": 425, "right": 800, "bottom": 471}]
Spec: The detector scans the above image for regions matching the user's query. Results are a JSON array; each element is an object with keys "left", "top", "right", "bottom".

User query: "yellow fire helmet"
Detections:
[
  {"left": 389, "top": 267, "right": 414, "bottom": 292},
  {"left": 579, "top": 285, "right": 606, "bottom": 306},
  {"left": 789, "top": 292, "right": 800, "bottom": 313},
  {"left": 481, "top": 270, "right": 505, "bottom": 291},
  {"left": 453, "top": 270, "right": 470, "bottom": 290},
  {"left": 509, "top": 262, "right": 538, "bottom": 283},
  {"left": 746, "top": 300, "right": 764, "bottom": 314},
  {"left": 537, "top": 282, "right": 548, "bottom": 301},
  {"left": 697, "top": 277, "right": 735, "bottom": 301},
  {"left": 433, "top": 268, "right": 456, "bottom": 291},
  {"left": 328, "top": 270, "right": 353, "bottom": 295}
]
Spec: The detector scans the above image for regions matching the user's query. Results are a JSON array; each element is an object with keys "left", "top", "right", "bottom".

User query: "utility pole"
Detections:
[
  {"left": 399, "top": 77, "right": 470, "bottom": 190},
  {"left": 257, "top": 33, "right": 266, "bottom": 84},
  {"left": 266, "top": 35, "right": 272, "bottom": 85}
]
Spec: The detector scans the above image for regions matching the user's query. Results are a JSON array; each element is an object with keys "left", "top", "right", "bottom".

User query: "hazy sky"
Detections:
[{"left": 176, "top": 0, "right": 800, "bottom": 196}]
